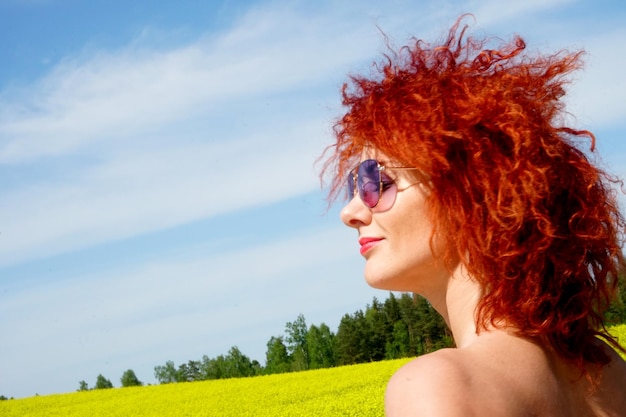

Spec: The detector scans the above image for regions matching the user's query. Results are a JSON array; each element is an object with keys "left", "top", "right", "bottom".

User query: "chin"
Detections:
[
  {"left": 364, "top": 269, "right": 420, "bottom": 293},
  {"left": 364, "top": 275, "right": 399, "bottom": 291}
]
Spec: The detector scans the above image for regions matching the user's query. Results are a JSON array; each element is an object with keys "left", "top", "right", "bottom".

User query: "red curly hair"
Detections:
[{"left": 322, "top": 17, "right": 626, "bottom": 370}]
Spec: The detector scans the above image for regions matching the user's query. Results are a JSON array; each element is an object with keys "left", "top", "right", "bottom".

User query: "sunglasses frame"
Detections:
[{"left": 347, "top": 159, "right": 420, "bottom": 209}]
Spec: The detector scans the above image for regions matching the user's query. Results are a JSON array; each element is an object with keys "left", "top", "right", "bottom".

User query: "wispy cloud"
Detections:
[
  {"left": 0, "top": 119, "right": 325, "bottom": 266},
  {"left": 0, "top": 4, "right": 382, "bottom": 165},
  {"left": 0, "top": 3, "right": 389, "bottom": 266}
]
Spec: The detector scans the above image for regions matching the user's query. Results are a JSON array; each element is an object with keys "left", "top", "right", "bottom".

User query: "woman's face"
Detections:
[{"left": 340, "top": 150, "right": 449, "bottom": 295}]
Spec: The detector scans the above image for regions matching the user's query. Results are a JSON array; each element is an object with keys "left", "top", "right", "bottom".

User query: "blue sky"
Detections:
[{"left": 1, "top": 0, "right": 625, "bottom": 399}]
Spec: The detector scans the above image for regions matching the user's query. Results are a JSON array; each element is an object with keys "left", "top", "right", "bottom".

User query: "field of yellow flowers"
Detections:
[
  {"left": 611, "top": 323, "right": 626, "bottom": 359},
  {"left": 0, "top": 358, "right": 411, "bottom": 417},
  {"left": 2, "top": 325, "right": 624, "bottom": 417}
]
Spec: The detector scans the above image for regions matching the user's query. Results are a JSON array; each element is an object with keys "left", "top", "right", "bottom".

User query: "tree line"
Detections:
[
  {"left": 149, "top": 292, "right": 454, "bottom": 384},
  {"left": 75, "top": 292, "right": 454, "bottom": 390},
  {"left": 80, "top": 278, "right": 626, "bottom": 390},
  {"left": 4, "top": 283, "right": 624, "bottom": 398},
  {"left": 77, "top": 369, "right": 143, "bottom": 391},
  {"left": 154, "top": 293, "right": 453, "bottom": 383}
]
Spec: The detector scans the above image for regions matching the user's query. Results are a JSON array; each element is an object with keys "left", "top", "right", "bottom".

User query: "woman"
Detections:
[{"left": 322, "top": 18, "right": 626, "bottom": 416}]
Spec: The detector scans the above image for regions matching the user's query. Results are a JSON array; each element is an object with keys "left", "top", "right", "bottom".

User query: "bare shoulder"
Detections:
[
  {"left": 385, "top": 349, "right": 477, "bottom": 417},
  {"left": 603, "top": 342, "right": 626, "bottom": 376},
  {"left": 383, "top": 334, "right": 557, "bottom": 417},
  {"left": 603, "top": 344, "right": 626, "bottom": 379},
  {"left": 589, "top": 344, "right": 626, "bottom": 415}
]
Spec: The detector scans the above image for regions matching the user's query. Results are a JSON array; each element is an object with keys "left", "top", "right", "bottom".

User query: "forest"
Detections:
[
  {"left": 150, "top": 292, "right": 453, "bottom": 385},
  {"left": 72, "top": 292, "right": 452, "bottom": 390},
  {"left": 72, "top": 279, "right": 626, "bottom": 390}
]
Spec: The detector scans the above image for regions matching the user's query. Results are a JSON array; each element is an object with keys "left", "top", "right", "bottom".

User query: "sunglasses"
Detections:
[{"left": 347, "top": 159, "right": 419, "bottom": 210}]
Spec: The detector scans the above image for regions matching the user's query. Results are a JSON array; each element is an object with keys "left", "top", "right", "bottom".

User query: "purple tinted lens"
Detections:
[
  {"left": 361, "top": 181, "right": 380, "bottom": 207},
  {"left": 357, "top": 159, "right": 380, "bottom": 208}
]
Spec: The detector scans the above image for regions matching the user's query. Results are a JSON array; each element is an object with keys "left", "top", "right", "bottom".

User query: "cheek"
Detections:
[{"left": 394, "top": 207, "right": 437, "bottom": 256}]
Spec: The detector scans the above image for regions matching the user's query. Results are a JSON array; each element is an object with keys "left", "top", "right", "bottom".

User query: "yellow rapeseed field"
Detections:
[
  {"left": 2, "top": 325, "right": 624, "bottom": 417},
  {"left": 0, "top": 358, "right": 411, "bottom": 417},
  {"left": 610, "top": 323, "right": 626, "bottom": 359}
]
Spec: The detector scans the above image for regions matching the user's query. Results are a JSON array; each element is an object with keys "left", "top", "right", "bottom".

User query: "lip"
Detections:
[{"left": 358, "top": 237, "right": 383, "bottom": 256}]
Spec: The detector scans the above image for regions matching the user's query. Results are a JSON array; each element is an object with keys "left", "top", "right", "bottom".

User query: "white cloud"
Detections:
[
  {"left": 4, "top": 0, "right": 617, "bottom": 270},
  {"left": 0, "top": 5, "right": 380, "bottom": 165},
  {"left": 0, "top": 119, "right": 327, "bottom": 266},
  {"left": 0, "top": 1, "right": 408, "bottom": 267}
]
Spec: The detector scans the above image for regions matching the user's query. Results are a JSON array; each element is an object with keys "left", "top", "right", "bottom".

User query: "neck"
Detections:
[{"left": 425, "top": 263, "right": 483, "bottom": 348}]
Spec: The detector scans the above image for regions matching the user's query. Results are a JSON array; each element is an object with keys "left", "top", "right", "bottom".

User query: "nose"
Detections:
[{"left": 340, "top": 194, "right": 372, "bottom": 228}]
